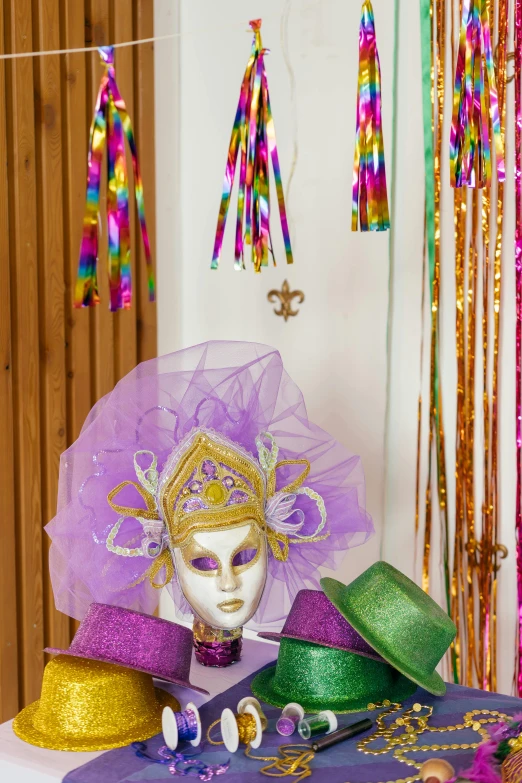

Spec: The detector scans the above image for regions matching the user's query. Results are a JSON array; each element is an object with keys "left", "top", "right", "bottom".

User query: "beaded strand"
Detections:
[{"left": 345, "top": 701, "right": 511, "bottom": 783}]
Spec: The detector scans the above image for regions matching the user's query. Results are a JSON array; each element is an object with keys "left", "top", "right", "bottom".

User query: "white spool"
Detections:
[
  {"left": 220, "top": 703, "right": 263, "bottom": 753},
  {"left": 220, "top": 707, "right": 239, "bottom": 753},
  {"left": 281, "top": 702, "right": 305, "bottom": 721},
  {"left": 237, "top": 696, "right": 262, "bottom": 715},
  {"left": 162, "top": 706, "right": 179, "bottom": 750}
]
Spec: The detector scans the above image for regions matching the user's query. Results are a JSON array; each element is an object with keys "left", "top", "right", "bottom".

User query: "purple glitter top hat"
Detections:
[
  {"left": 45, "top": 603, "right": 208, "bottom": 695},
  {"left": 257, "top": 589, "right": 384, "bottom": 661}
]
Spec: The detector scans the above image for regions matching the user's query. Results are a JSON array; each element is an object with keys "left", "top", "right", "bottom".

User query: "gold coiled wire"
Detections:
[{"left": 207, "top": 713, "right": 259, "bottom": 746}]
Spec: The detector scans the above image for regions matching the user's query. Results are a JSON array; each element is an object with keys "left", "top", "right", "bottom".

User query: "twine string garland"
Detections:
[
  {"left": 245, "top": 744, "right": 315, "bottom": 781},
  {"left": 207, "top": 713, "right": 314, "bottom": 780}
]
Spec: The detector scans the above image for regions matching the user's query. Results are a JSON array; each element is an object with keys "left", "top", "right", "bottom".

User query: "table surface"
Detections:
[
  {"left": 0, "top": 638, "right": 278, "bottom": 783},
  {"left": 3, "top": 639, "right": 522, "bottom": 783}
]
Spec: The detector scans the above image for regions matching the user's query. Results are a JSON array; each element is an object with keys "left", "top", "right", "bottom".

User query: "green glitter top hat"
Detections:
[
  {"left": 321, "top": 561, "right": 456, "bottom": 697},
  {"left": 250, "top": 636, "right": 417, "bottom": 714}
]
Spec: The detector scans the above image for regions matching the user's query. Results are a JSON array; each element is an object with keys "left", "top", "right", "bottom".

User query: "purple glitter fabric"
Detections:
[
  {"left": 276, "top": 716, "right": 299, "bottom": 736},
  {"left": 46, "top": 341, "right": 374, "bottom": 627},
  {"left": 193, "top": 635, "right": 243, "bottom": 667},
  {"left": 45, "top": 603, "right": 208, "bottom": 694},
  {"left": 258, "top": 589, "right": 384, "bottom": 661}
]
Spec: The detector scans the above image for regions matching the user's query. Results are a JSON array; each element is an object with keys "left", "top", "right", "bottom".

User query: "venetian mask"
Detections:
[
  {"left": 106, "top": 428, "right": 328, "bottom": 630},
  {"left": 173, "top": 522, "right": 267, "bottom": 629}
]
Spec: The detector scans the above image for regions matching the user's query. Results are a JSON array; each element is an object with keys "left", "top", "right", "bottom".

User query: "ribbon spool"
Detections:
[
  {"left": 276, "top": 702, "right": 305, "bottom": 737},
  {"left": 220, "top": 703, "right": 263, "bottom": 753},
  {"left": 419, "top": 759, "right": 455, "bottom": 783},
  {"left": 298, "top": 710, "right": 337, "bottom": 740},
  {"left": 162, "top": 703, "right": 202, "bottom": 750},
  {"left": 237, "top": 697, "right": 268, "bottom": 730}
]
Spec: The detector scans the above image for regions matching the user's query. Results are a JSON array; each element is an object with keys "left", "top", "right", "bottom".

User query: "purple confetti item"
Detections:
[
  {"left": 45, "top": 340, "right": 374, "bottom": 627},
  {"left": 258, "top": 589, "right": 384, "bottom": 660},
  {"left": 174, "top": 709, "right": 199, "bottom": 742},
  {"left": 193, "top": 635, "right": 242, "bottom": 667},
  {"left": 45, "top": 603, "right": 208, "bottom": 694},
  {"left": 183, "top": 497, "right": 208, "bottom": 513},
  {"left": 227, "top": 489, "right": 249, "bottom": 505},
  {"left": 276, "top": 715, "right": 298, "bottom": 736},
  {"left": 202, "top": 460, "right": 217, "bottom": 478}
]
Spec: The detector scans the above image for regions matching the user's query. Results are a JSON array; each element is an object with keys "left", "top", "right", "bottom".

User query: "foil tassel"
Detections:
[
  {"left": 74, "top": 46, "right": 154, "bottom": 311},
  {"left": 351, "top": 0, "right": 390, "bottom": 232},
  {"left": 211, "top": 19, "right": 293, "bottom": 272},
  {"left": 449, "top": 0, "right": 505, "bottom": 188}
]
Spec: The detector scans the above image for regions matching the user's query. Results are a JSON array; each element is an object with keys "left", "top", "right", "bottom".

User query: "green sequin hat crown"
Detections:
[
  {"left": 250, "top": 636, "right": 417, "bottom": 714},
  {"left": 321, "top": 561, "right": 457, "bottom": 697}
]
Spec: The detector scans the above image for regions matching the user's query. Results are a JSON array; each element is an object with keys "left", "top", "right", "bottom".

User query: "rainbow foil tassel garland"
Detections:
[
  {"left": 74, "top": 46, "right": 154, "bottom": 311},
  {"left": 352, "top": 0, "right": 390, "bottom": 232},
  {"left": 211, "top": 19, "right": 293, "bottom": 272},
  {"left": 449, "top": 0, "right": 505, "bottom": 188}
]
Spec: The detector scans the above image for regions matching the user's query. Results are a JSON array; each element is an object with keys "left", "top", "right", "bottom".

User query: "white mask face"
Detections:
[{"left": 173, "top": 522, "right": 267, "bottom": 630}]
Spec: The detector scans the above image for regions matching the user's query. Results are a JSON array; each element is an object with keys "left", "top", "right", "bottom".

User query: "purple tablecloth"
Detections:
[{"left": 63, "top": 663, "right": 522, "bottom": 783}]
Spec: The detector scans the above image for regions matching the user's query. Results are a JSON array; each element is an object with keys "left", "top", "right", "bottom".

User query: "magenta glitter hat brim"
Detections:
[
  {"left": 44, "top": 648, "right": 208, "bottom": 695},
  {"left": 256, "top": 631, "right": 384, "bottom": 662},
  {"left": 44, "top": 603, "right": 209, "bottom": 696},
  {"left": 257, "top": 589, "right": 384, "bottom": 661}
]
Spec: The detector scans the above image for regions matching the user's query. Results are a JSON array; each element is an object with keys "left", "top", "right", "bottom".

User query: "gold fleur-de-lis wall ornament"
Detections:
[{"left": 267, "top": 280, "right": 305, "bottom": 322}]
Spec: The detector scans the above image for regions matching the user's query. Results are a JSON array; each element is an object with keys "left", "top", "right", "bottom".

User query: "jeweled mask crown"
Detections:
[
  {"left": 106, "top": 427, "right": 328, "bottom": 587},
  {"left": 158, "top": 430, "right": 266, "bottom": 545}
]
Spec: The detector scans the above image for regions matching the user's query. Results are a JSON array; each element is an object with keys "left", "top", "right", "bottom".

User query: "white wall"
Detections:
[{"left": 154, "top": 0, "right": 518, "bottom": 693}]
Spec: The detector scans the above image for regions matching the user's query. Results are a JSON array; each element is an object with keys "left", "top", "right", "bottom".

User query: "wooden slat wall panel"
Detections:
[
  {"left": 60, "top": 1, "right": 91, "bottom": 445},
  {"left": 113, "top": 0, "right": 137, "bottom": 381},
  {"left": 0, "top": 6, "right": 19, "bottom": 724},
  {"left": 60, "top": 0, "right": 90, "bottom": 640},
  {"left": 134, "top": 1, "right": 157, "bottom": 363},
  {"left": 0, "top": 0, "right": 157, "bottom": 720},
  {"left": 88, "top": 0, "right": 114, "bottom": 401},
  {"left": 5, "top": 0, "right": 45, "bottom": 708},
  {"left": 32, "top": 0, "right": 69, "bottom": 654}
]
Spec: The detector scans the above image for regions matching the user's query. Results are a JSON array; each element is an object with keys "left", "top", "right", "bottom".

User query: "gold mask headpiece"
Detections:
[{"left": 106, "top": 428, "right": 328, "bottom": 588}]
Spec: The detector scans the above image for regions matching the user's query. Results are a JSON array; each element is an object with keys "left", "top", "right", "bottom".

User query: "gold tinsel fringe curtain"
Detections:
[{"left": 416, "top": 0, "right": 509, "bottom": 692}]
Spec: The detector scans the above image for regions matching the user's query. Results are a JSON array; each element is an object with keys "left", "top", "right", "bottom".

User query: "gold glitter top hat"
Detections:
[
  {"left": 321, "top": 561, "right": 457, "bottom": 696},
  {"left": 12, "top": 655, "right": 180, "bottom": 752}
]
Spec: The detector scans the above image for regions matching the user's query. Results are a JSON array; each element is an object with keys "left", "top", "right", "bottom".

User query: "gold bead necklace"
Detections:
[{"left": 346, "top": 701, "right": 511, "bottom": 783}]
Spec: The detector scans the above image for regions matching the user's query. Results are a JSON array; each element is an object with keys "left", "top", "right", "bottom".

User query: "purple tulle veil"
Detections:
[{"left": 46, "top": 340, "right": 374, "bottom": 629}]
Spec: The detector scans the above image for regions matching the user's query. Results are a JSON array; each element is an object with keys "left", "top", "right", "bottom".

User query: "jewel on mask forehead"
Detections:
[
  {"left": 204, "top": 481, "right": 226, "bottom": 505},
  {"left": 157, "top": 429, "right": 269, "bottom": 546},
  {"left": 228, "top": 490, "right": 249, "bottom": 505},
  {"left": 183, "top": 497, "right": 208, "bottom": 513},
  {"left": 202, "top": 460, "right": 218, "bottom": 478}
]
